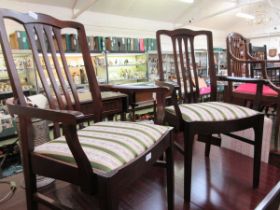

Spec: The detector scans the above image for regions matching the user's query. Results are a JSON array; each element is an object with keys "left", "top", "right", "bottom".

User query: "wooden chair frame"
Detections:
[
  {"left": 156, "top": 28, "right": 264, "bottom": 202},
  {"left": 0, "top": 9, "right": 174, "bottom": 210}
]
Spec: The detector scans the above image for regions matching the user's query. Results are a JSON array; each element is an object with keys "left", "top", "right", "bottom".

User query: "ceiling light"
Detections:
[
  {"left": 179, "top": 0, "right": 194, "bottom": 3},
  {"left": 236, "top": 12, "right": 255, "bottom": 20}
]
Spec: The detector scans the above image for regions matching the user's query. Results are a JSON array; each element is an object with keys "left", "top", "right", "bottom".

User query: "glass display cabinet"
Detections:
[
  {"left": 0, "top": 50, "right": 34, "bottom": 139},
  {"left": 214, "top": 48, "right": 227, "bottom": 75},
  {"left": 0, "top": 49, "right": 34, "bottom": 96},
  {"left": 105, "top": 53, "right": 148, "bottom": 84},
  {"left": 92, "top": 53, "right": 107, "bottom": 84}
]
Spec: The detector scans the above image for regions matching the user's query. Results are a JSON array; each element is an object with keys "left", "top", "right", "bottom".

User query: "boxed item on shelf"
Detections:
[
  {"left": 144, "top": 38, "right": 157, "bottom": 51},
  {"left": 70, "top": 34, "right": 80, "bottom": 52},
  {"left": 62, "top": 34, "right": 72, "bottom": 52},
  {"left": 94, "top": 36, "right": 105, "bottom": 52},
  {"left": 117, "top": 37, "right": 127, "bottom": 51},
  {"left": 133, "top": 38, "right": 140, "bottom": 51},
  {"left": 105, "top": 37, "right": 112, "bottom": 51},
  {"left": 110, "top": 37, "right": 119, "bottom": 51},
  {"left": 127, "top": 38, "right": 132, "bottom": 51},
  {"left": 139, "top": 38, "right": 145, "bottom": 52},
  {"left": 9, "top": 31, "right": 30, "bottom": 49},
  {"left": 87, "top": 36, "right": 95, "bottom": 51}
]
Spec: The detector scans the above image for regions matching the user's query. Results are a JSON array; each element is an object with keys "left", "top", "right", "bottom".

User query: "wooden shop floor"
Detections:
[{"left": 1, "top": 133, "right": 280, "bottom": 210}]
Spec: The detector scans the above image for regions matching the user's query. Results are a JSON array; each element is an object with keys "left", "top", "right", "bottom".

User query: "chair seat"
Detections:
[
  {"left": 165, "top": 101, "right": 259, "bottom": 122},
  {"left": 234, "top": 83, "right": 278, "bottom": 97},
  {"left": 35, "top": 121, "right": 171, "bottom": 173}
]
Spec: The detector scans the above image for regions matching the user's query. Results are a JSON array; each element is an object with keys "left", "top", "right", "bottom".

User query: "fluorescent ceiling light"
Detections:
[
  {"left": 179, "top": 0, "right": 194, "bottom": 3},
  {"left": 236, "top": 12, "right": 255, "bottom": 20}
]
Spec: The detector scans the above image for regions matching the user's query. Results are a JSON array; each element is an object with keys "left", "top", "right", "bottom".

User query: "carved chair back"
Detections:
[
  {"left": 156, "top": 29, "right": 217, "bottom": 103},
  {"left": 226, "top": 32, "right": 252, "bottom": 78}
]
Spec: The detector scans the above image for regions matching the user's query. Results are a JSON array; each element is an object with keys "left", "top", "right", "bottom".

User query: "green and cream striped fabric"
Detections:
[
  {"left": 165, "top": 101, "right": 259, "bottom": 122},
  {"left": 34, "top": 121, "right": 172, "bottom": 174}
]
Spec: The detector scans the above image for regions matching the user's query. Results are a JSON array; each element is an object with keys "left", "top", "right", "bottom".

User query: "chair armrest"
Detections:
[
  {"left": 155, "top": 80, "right": 179, "bottom": 93},
  {"left": 155, "top": 80, "right": 183, "bottom": 123},
  {"left": 7, "top": 104, "right": 83, "bottom": 125},
  {"left": 155, "top": 80, "right": 180, "bottom": 101},
  {"left": 264, "top": 80, "right": 280, "bottom": 93},
  {"left": 217, "top": 75, "right": 268, "bottom": 84},
  {"left": 229, "top": 50, "right": 266, "bottom": 64},
  {"left": 8, "top": 103, "right": 95, "bottom": 188},
  {"left": 99, "top": 84, "right": 169, "bottom": 93}
]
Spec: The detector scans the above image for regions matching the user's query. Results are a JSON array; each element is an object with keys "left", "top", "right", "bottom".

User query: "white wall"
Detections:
[
  {"left": 0, "top": 0, "right": 227, "bottom": 48},
  {"left": 250, "top": 36, "right": 280, "bottom": 60}
]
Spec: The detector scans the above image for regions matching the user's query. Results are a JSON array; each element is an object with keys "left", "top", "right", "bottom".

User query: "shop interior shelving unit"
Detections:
[
  {"left": 0, "top": 50, "right": 35, "bottom": 140},
  {"left": 147, "top": 49, "right": 227, "bottom": 81},
  {"left": 0, "top": 46, "right": 227, "bottom": 139}
]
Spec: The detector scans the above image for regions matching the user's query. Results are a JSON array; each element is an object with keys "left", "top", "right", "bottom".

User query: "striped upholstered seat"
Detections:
[
  {"left": 35, "top": 121, "right": 171, "bottom": 173},
  {"left": 165, "top": 101, "right": 259, "bottom": 122}
]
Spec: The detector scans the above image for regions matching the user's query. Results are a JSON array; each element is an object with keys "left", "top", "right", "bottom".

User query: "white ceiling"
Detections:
[{"left": 8, "top": 0, "right": 280, "bottom": 37}]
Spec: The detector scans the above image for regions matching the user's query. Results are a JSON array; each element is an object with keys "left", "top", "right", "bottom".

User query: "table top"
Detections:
[{"left": 76, "top": 90, "right": 127, "bottom": 103}]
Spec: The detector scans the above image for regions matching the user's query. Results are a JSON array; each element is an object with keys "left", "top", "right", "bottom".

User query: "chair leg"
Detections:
[
  {"left": 99, "top": 181, "right": 118, "bottom": 210},
  {"left": 166, "top": 135, "right": 174, "bottom": 210},
  {"left": 183, "top": 124, "right": 195, "bottom": 202},
  {"left": 274, "top": 107, "right": 280, "bottom": 149},
  {"left": 205, "top": 143, "right": 211, "bottom": 157},
  {"left": 19, "top": 118, "right": 38, "bottom": 210},
  {"left": 23, "top": 170, "right": 38, "bottom": 210},
  {"left": 253, "top": 115, "right": 264, "bottom": 188},
  {"left": 204, "top": 135, "right": 211, "bottom": 157}
]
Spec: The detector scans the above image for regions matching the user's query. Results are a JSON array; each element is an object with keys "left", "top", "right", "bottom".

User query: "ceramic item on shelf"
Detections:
[{"left": 269, "top": 48, "right": 277, "bottom": 57}]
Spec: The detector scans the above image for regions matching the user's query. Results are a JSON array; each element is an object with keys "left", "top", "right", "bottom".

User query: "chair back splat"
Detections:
[
  {"left": 227, "top": 32, "right": 251, "bottom": 77},
  {"left": 156, "top": 29, "right": 217, "bottom": 103}
]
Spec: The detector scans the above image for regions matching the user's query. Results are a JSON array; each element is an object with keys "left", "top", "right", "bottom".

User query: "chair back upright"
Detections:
[
  {"left": 0, "top": 9, "right": 103, "bottom": 123},
  {"left": 156, "top": 28, "right": 217, "bottom": 104},
  {"left": 227, "top": 32, "right": 253, "bottom": 78}
]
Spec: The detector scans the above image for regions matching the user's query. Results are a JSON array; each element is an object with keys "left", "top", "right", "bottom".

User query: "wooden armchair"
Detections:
[
  {"left": 156, "top": 28, "right": 265, "bottom": 202},
  {"left": 226, "top": 32, "right": 280, "bottom": 150},
  {"left": 0, "top": 9, "right": 174, "bottom": 210}
]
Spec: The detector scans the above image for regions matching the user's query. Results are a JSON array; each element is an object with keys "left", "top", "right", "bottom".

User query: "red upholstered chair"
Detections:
[
  {"left": 0, "top": 9, "right": 174, "bottom": 210},
  {"left": 226, "top": 32, "right": 280, "bottom": 150}
]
